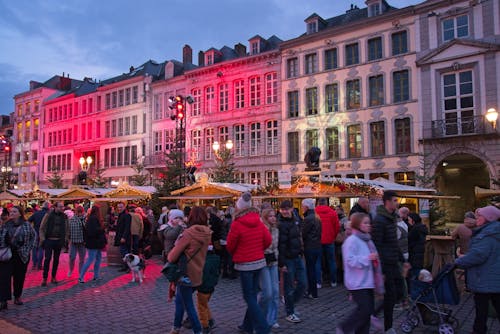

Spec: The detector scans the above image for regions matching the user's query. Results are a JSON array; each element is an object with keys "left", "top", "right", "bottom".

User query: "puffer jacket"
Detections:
[
  {"left": 278, "top": 214, "right": 302, "bottom": 267},
  {"left": 407, "top": 222, "right": 428, "bottom": 269},
  {"left": 371, "top": 205, "right": 404, "bottom": 269},
  {"left": 455, "top": 221, "right": 500, "bottom": 293},
  {"left": 302, "top": 209, "right": 321, "bottom": 250},
  {"left": 315, "top": 205, "right": 340, "bottom": 244}
]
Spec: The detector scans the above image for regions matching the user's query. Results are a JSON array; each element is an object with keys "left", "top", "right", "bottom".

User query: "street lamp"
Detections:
[
  {"left": 486, "top": 108, "right": 498, "bottom": 130},
  {"left": 211, "top": 139, "right": 236, "bottom": 183},
  {"left": 212, "top": 139, "right": 233, "bottom": 158},
  {"left": 79, "top": 156, "right": 93, "bottom": 171}
]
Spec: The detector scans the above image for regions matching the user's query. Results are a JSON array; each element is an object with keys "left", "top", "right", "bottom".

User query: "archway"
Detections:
[{"left": 435, "top": 153, "right": 490, "bottom": 224}]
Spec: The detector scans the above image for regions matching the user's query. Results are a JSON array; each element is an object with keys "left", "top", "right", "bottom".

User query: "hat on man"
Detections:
[
  {"left": 476, "top": 205, "right": 500, "bottom": 222},
  {"left": 168, "top": 209, "right": 185, "bottom": 221},
  {"left": 236, "top": 192, "right": 252, "bottom": 210},
  {"left": 301, "top": 198, "right": 315, "bottom": 210},
  {"left": 280, "top": 200, "right": 293, "bottom": 209}
]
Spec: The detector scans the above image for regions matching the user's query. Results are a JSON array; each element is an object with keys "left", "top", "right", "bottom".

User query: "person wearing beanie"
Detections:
[
  {"left": 451, "top": 211, "right": 476, "bottom": 256},
  {"left": 160, "top": 209, "right": 185, "bottom": 262},
  {"left": 455, "top": 205, "right": 500, "bottom": 334},
  {"left": 227, "top": 192, "right": 272, "bottom": 334},
  {"left": 407, "top": 213, "right": 427, "bottom": 278}
]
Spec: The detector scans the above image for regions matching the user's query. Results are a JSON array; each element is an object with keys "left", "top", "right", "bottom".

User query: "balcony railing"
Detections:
[{"left": 429, "top": 115, "right": 496, "bottom": 139}]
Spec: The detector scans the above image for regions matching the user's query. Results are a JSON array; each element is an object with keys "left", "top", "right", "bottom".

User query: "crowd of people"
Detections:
[{"left": 0, "top": 193, "right": 499, "bottom": 334}]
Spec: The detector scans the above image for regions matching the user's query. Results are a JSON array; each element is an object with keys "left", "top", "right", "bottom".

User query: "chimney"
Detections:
[
  {"left": 129, "top": 66, "right": 135, "bottom": 73},
  {"left": 234, "top": 43, "right": 247, "bottom": 57},
  {"left": 198, "top": 51, "right": 205, "bottom": 67},
  {"left": 59, "top": 76, "right": 71, "bottom": 90},
  {"left": 183, "top": 44, "right": 193, "bottom": 65}
]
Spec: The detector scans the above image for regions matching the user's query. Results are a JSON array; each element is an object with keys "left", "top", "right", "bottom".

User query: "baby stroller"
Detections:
[{"left": 400, "top": 265, "right": 460, "bottom": 334}]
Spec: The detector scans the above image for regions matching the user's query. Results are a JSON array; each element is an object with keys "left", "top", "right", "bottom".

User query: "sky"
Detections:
[{"left": 0, "top": 0, "right": 422, "bottom": 115}]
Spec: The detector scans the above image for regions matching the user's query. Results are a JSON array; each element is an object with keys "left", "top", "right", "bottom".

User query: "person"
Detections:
[
  {"left": 337, "top": 212, "right": 383, "bottom": 334},
  {"left": 259, "top": 207, "right": 280, "bottom": 329},
  {"left": 371, "top": 190, "right": 408, "bottom": 334},
  {"left": 396, "top": 208, "right": 410, "bottom": 308},
  {"left": 227, "top": 192, "right": 272, "bottom": 334},
  {"left": 67, "top": 205, "right": 86, "bottom": 278},
  {"left": 278, "top": 200, "right": 307, "bottom": 324},
  {"left": 39, "top": 201, "right": 69, "bottom": 286},
  {"left": 129, "top": 206, "right": 144, "bottom": 255},
  {"left": 168, "top": 206, "right": 212, "bottom": 334},
  {"left": 158, "top": 206, "right": 169, "bottom": 226},
  {"left": 407, "top": 212, "right": 428, "bottom": 278},
  {"left": 159, "top": 209, "right": 185, "bottom": 262},
  {"left": 301, "top": 198, "right": 322, "bottom": 299},
  {"left": 349, "top": 197, "right": 371, "bottom": 219},
  {"left": 79, "top": 205, "right": 107, "bottom": 283},
  {"left": 196, "top": 243, "right": 220, "bottom": 334},
  {"left": 0, "top": 208, "right": 10, "bottom": 311},
  {"left": 451, "top": 211, "right": 476, "bottom": 256},
  {"left": 454, "top": 205, "right": 500, "bottom": 334},
  {"left": 206, "top": 206, "right": 224, "bottom": 256},
  {"left": 115, "top": 202, "right": 131, "bottom": 272},
  {"left": 221, "top": 206, "right": 236, "bottom": 279},
  {"left": 3, "top": 206, "right": 36, "bottom": 307},
  {"left": 315, "top": 197, "right": 340, "bottom": 288},
  {"left": 28, "top": 201, "right": 50, "bottom": 270},
  {"left": 398, "top": 207, "right": 410, "bottom": 224},
  {"left": 105, "top": 206, "right": 117, "bottom": 232}
]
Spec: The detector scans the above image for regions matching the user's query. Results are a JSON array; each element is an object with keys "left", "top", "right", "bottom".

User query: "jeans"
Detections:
[
  {"left": 259, "top": 265, "right": 279, "bottom": 326},
  {"left": 43, "top": 239, "right": 63, "bottom": 279},
  {"left": 473, "top": 292, "right": 500, "bottom": 334},
  {"left": 283, "top": 257, "right": 307, "bottom": 316},
  {"left": 79, "top": 249, "right": 102, "bottom": 280},
  {"left": 340, "top": 289, "right": 374, "bottom": 334},
  {"left": 174, "top": 284, "right": 202, "bottom": 333},
  {"left": 240, "top": 269, "right": 270, "bottom": 334},
  {"left": 315, "top": 243, "right": 337, "bottom": 284},
  {"left": 69, "top": 242, "right": 86, "bottom": 274},
  {"left": 305, "top": 248, "right": 321, "bottom": 297}
]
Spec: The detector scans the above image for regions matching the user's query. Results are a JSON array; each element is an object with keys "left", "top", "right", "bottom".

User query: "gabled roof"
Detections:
[
  {"left": 56, "top": 187, "right": 98, "bottom": 199},
  {"left": 170, "top": 181, "right": 258, "bottom": 196},
  {"left": 416, "top": 39, "right": 500, "bottom": 66}
]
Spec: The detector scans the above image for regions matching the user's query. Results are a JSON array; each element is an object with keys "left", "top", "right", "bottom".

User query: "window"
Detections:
[
  {"left": 33, "top": 119, "right": 39, "bottom": 141},
  {"left": 287, "top": 91, "right": 299, "bottom": 118},
  {"left": 219, "top": 83, "right": 228, "bottom": 112},
  {"left": 96, "top": 96, "right": 101, "bottom": 112},
  {"left": 287, "top": 58, "right": 298, "bottom": 78},
  {"left": 395, "top": 118, "right": 411, "bottom": 154},
  {"left": 82, "top": 123, "right": 86, "bottom": 141},
  {"left": 324, "top": 48, "right": 338, "bottom": 70},
  {"left": 305, "top": 53, "right": 317, "bottom": 74},
  {"left": 132, "top": 115, "right": 138, "bottom": 134},
  {"left": 393, "top": 70, "right": 410, "bottom": 103},
  {"left": 345, "top": 43, "right": 359, "bottom": 66},
  {"left": 218, "top": 126, "right": 229, "bottom": 143},
  {"left": 205, "top": 128, "right": 214, "bottom": 160},
  {"left": 124, "top": 147, "right": 130, "bottom": 165},
  {"left": 287, "top": 132, "right": 299, "bottom": 163},
  {"left": 105, "top": 94, "right": 111, "bottom": 110},
  {"left": 154, "top": 131, "right": 163, "bottom": 152},
  {"left": 110, "top": 148, "right": 116, "bottom": 167},
  {"left": 392, "top": 31, "right": 408, "bottom": 56},
  {"left": 346, "top": 79, "right": 361, "bottom": 110},
  {"left": 234, "top": 80, "right": 245, "bottom": 109},
  {"left": 251, "top": 41, "right": 259, "bottom": 55},
  {"left": 325, "top": 84, "right": 339, "bottom": 113},
  {"left": 96, "top": 120, "right": 100, "bottom": 138},
  {"left": 265, "top": 72, "right": 278, "bottom": 104},
  {"left": 265, "top": 171, "right": 278, "bottom": 186},
  {"left": 369, "top": 75, "right": 384, "bottom": 106},
  {"left": 118, "top": 90, "right": 124, "bottom": 107},
  {"left": 306, "top": 87, "right": 318, "bottom": 115},
  {"left": 234, "top": 124, "right": 245, "bottom": 157},
  {"left": 368, "top": 37, "right": 383, "bottom": 61},
  {"left": 249, "top": 76, "right": 261, "bottom": 107},
  {"left": 125, "top": 88, "right": 131, "bottom": 105},
  {"left": 104, "top": 149, "right": 110, "bottom": 167},
  {"left": 24, "top": 121, "right": 30, "bottom": 142},
  {"left": 165, "top": 129, "right": 175, "bottom": 151},
  {"left": 248, "top": 172, "right": 261, "bottom": 185},
  {"left": 125, "top": 117, "right": 130, "bottom": 135},
  {"left": 206, "top": 53, "right": 213, "bottom": 65},
  {"left": 131, "top": 146, "right": 137, "bottom": 164},
  {"left": 307, "top": 21, "right": 318, "bottom": 34},
  {"left": 191, "top": 89, "right": 201, "bottom": 116},
  {"left": 266, "top": 120, "right": 278, "bottom": 155},
  {"left": 369, "top": 3, "right": 381, "bottom": 17},
  {"left": 235, "top": 172, "right": 245, "bottom": 183},
  {"left": 132, "top": 86, "right": 138, "bottom": 103},
  {"left": 205, "top": 86, "right": 215, "bottom": 114},
  {"left": 442, "top": 15, "right": 469, "bottom": 42},
  {"left": 395, "top": 171, "right": 415, "bottom": 186},
  {"left": 442, "top": 70, "right": 474, "bottom": 135},
  {"left": 154, "top": 94, "right": 162, "bottom": 120},
  {"left": 111, "top": 120, "right": 117, "bottom": 137},
  {"left": 112, "top": 92, "right": 117, "bottom": 108},
  {"left": 118, "top": 118, "right": 123, "bottom": 136},
  {"left": 117, "top": 147, "right": 123, "bottom": 166},
  {"left": 325, "top": 127, "right": 339, "bottom": 160},
  {"left": 82, "top": 99, "right": 87, "bottom": 114},
  {"left": 370, "top": 121, "right": 385, "bottom": 156},
  {"left": 191, "top": 130, "right": 201, "bottom": 160},
  {"left": 369, "top": 172, "right": 389, "bottom": 180},
  {"left": 68, "top": 103, "right": 73, "bottom": 118},
  {"left": 305, "top": 129, "right": 319, "bottom": 152},
  {"left": 347, "top": 124, "right": 362, "bottom": 158},
  {"left": 250, "top": 122, "right": 261, "bottom": 156}
]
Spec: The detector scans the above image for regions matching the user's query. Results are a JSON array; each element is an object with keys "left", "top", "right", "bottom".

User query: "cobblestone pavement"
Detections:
[{"left": 0, "top": 253, "right": 498, "bottom": 334}]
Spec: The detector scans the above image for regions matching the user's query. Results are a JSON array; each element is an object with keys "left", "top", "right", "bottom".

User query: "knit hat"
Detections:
[
  {"left": 301, "top": 198, "right": 315, "bottom": 210},
  {"left": 476, "top": 205, "right": 500, "bottom": 222},
  {"left": 236, "top": 192, "right": 252, "bottom": 210},
  {"left": 280, "top": 200, "right": 293, "bottom": 209},
  {"left": 168, "top": 209, "right": 185, "bottom": 221},
  {"left": 464, "top": 211, "right": 475, "bottom": 219}
]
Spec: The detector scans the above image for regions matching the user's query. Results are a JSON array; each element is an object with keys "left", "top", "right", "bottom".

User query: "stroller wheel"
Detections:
[
  {"left": 400, "top": 320, "right": 414, "bottom": 333},
  {"left": 438, "top": 323, "right": 454, "bottom": 334},
  {"left": 408, "top": 313, "right": 419, "bottom": 327}
]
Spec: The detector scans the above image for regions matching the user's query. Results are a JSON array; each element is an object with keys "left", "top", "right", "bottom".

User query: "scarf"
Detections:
[{"left": 354, "top": 230, "right": 385, "bottom": 295}]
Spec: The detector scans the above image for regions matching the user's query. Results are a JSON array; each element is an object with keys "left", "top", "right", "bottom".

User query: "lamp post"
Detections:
[
  {"left": 211, "top": 140, "right": 236, "bottom": 183},
  {"left": 486, "top": 108, "right": 498, "bottom": 130},
  {"left": 78, "top": 156, "right": 93, "bottom": 185}
]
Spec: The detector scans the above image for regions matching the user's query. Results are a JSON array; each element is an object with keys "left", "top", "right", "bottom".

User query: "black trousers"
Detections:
[
  {"left": 340, "top": 289, "right": 374, "bottom": 334},
  {"left": 380, "top": 264, "right": 404, "bottom": 330},
  {"left": 0, "top": 260, "right": 13, "bottom": 302},
  {"left": 11, "top": 250, "right": 29, "bottom": 298},
  {"left": 43, "top": 239, "right": 62, "bottom": 279},
  {"left": 473, "top": 292, "right": 500, "bottom": 334}
]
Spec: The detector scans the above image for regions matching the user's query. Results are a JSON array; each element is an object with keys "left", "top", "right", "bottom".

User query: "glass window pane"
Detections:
[
  {"left": 460, "top": 96, "right": 473, "bottom": 108},
  {"left": 443, "top": 74, "right": 456, "bottom": 85},
  {"left": 444, "top": 99, "right": 457, "bottom": 110}
]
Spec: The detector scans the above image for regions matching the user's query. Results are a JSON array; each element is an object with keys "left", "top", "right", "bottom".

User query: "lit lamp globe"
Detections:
[
  {"left": 225, "top": 140, "right": 233, "bottom": 150},
  {"left": 486, "top": 108, "right": 498, "bottom": 129},
  {"left": 212, "top": 141, "right": 220, "bottom": 152}
]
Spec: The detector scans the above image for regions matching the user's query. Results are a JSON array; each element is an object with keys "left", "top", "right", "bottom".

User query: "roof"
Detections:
[
  {"left": 100, "top": 60, "right": 165, "bottom": 86},
  {"left": 170, "top": 181, "right": 258, "bottom": 196}
]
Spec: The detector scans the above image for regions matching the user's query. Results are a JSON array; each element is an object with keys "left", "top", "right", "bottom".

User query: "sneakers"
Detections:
[
  {"left": 305, "top": 294, "right": 318, "bottom": 299},
  {"left": 169, "top": 328, "right": 180, "bottom": 334},
  {"left": 285, "top": 314, "right": 302, "bottom": 323},
  {"left": 208, "top": 318, "right": 216, "bottom": 330},
  {"left": 370, "top": 315, "right": 384, "bottom": 331},
  {"left": 316, "top": 283, "right": 322, "bottom": 289},
  {"left": 78, "top": 278, "right": 85, "bottom": 284},
  {"left": 331, "top": 282, "right": 337, "bottom": 288}
]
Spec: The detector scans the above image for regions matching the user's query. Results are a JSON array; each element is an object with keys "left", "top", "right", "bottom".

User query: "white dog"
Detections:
[{"left": 123, "top": 253, "right": 146, "bottom": 283}]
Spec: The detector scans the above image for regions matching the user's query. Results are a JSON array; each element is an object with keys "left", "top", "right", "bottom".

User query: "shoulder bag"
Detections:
[{"left": 161, "top": 246, "right": 201, "bottom": 282}]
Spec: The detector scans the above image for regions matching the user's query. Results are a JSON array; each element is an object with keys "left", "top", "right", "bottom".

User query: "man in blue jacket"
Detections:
[{"left": 455, "top": 205, "right": 500, "bottom": 334}]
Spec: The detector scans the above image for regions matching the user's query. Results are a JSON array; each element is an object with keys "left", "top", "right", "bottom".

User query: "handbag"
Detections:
[
  {"left": 161, "top": 247, "right": 201, "bottom": 282},
  {"left": 0, "top": 247, "right": 12, "bottom": 262}
]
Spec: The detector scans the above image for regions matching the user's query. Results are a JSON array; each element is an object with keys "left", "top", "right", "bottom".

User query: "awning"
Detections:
[{"left": 159, "top": 195, "right": 234, "bottom": 200}]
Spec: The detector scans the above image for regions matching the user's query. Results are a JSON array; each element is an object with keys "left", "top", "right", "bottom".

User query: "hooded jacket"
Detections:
[
  {"left": 315, "top": 205, "right": 340, "bottom": 244},
  {"left": 371, "top": 205, "right": 404, "bottom": 268},
  {"left": 226, "top": 207, "right": 272, "bottom": 265},
  {"left": 302, "top": 209, "right": 322, "bottom": 250},
  {"left": 167, "top": 224, "right": 211, "bottom": 287},
  {"left": 455, "top": 221, "right": 500, "bottom": 293}
]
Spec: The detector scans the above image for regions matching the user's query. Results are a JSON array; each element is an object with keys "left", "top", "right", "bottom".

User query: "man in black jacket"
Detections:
[
  {"left": 278, "top": 200, "right": 306, "bottom": 324},
  {"left": 301, "top": 198, "right": 321, "bottom": 299},
  {"left": 371, "top": 191, "right": 409, "bottom": 333},
  {"left": 115, "top": 202, "right": 132, "bottom": 272}
]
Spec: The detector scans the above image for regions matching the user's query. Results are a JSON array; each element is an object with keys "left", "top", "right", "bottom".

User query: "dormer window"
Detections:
[
  {"left": 442, "top": 14, "right": 469, "bottom": 42},
  {"left": 307, "top": 20, "right": 318, "bottom": 34},
  {"left": 205, "top": 52, "right": 214, "bottom": 65},
  {"left": 251, "top": 41, "right": 260, "bottom": 55},
  {"left": 369, "top": 3, "right": 381, "bottom": 17}
]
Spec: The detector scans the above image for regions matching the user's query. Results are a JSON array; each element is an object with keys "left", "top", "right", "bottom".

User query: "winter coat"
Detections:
[
  {"left": 5, "top": 220, "right": 36, "bottom": 264},
  {"left": 455, "top": 221, "right": 500, "bottom": 293},
  {"left": 407, "top": 222, "right": 428, "bottom": 269},
  {"left": 130, "top": 213, "right": 144, "bottom": 236},
  {"left": 371, "top": 205, "right": 404, "bottom": 269},
  {"left": 302, "top": 209, "right": 322, "bottom": 250},
  {"left": 197, "top": 251, "right": 220, "bottom": 294},
  {"left": 349, "top": 203, "right": 371, "bottom": 219},
  {"left": 278, "top": 214, "right": 303, "bottom": 267},
  {"left": 115, "top": 211, "right": 131, "bottom": 246},
  {"left": 84, "top": 215, "right": 106, "bottom": 250},
  {"left": 315, "top": 205, "right": 340, "bottom": 244},
  {"left": 168, "top": 225, "right": 212, "bottom": 287},
  {"left": 162, "top": 224, "right": 183, "bottom": 256},
  {"left": 39, "top": 211, "right": 69, "bottom": 247},
  {"left": 342, "top": 233, "right": 376, "bottom": 291},
  {"left": 226, "top": 207, "right": 272, "bottom": 265},
  {"left": 451, "top": 224, "right": 473, "bottom": 254}
]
